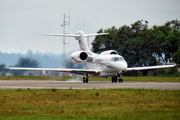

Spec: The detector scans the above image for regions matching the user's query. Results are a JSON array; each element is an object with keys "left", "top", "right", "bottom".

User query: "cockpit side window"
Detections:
[{"left": 112, "top": 57, "right": 126, "bottom": 62}]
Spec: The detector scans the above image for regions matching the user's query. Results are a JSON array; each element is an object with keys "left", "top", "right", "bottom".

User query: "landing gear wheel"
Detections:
[
  {"left": 83, "top": 77, "right": 86, "bottom": 83},
  {"left": 83, "top": 76, "right": 88, "bottom": 83},
  {"left": 114, "top": 76, "right": 117, "bottom": 83},
  {"left": 112, "top": 76, "right": 117, "bottom": 83},
  {"left": 112, "top": 77, "right": 114, "bottom": 83},
  {"left": 86, "top": 77, "right": 88, "bottom": 83},
  {"left": 119, "top": 79, "right": 123, "bottom": 83}
]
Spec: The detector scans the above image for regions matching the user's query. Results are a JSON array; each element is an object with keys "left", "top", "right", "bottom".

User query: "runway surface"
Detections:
[{"left": 0, "top": 80, "right": 180, "bottom": 90}]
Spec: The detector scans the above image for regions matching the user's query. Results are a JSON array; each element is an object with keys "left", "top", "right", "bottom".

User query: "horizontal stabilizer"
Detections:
[
  {"left": 40, "top": 33, "right": 109, "bottom": 37},
  {"left": 40, "top": 34, "right": 80, "bottom": 37}
]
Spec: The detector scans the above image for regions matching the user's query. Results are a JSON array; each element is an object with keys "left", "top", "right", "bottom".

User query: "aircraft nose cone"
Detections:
[
  {"left": 121, "top": 62, "right": 127, "bottom": 71},
  {"left": 109, "top": 61, "right": 127, "bottom": 72},
  {"left": 116, "top": 62, "right": 127, "bottom": 73}
]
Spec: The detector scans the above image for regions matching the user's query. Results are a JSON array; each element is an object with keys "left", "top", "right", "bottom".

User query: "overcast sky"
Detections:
[{"left": 0, "top": 0, "right": 180, "bottom": 55}]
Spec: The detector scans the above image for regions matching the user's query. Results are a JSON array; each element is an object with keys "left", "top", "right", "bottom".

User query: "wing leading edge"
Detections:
[
  {"left": 4, "top": 67, "right": 100, "bottom": 75},
  {"left": 127, "top": 64, "right": 176, "bottom": 71},
  {"left": 4, "top": 64, "right": 176, "bottom": 75}
]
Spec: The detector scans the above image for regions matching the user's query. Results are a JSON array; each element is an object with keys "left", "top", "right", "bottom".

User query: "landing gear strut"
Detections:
[
  {"left": 118, "top": 74, "right": 123, "bottom": 83},
  {"left": 83, "top": 74, "right": 88, "bottom": 83}
]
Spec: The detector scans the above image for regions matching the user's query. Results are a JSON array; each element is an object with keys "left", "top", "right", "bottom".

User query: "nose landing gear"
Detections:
[
  {"left": 112, "top": 74, "right": 123, "bottom": 83},
  {"left": 119, "top": 78, "right": 123, "bottom": 83}
]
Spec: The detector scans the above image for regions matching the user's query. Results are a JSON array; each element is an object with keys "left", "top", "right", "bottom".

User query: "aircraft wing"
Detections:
[
  {"left": 4, "top": 67, "right": 101, "bottom": 75},
  {"left": 127, "top": 64, "right": 176, "bottom": 71}
]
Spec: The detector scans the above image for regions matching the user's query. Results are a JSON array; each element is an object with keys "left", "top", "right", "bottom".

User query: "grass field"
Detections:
[
  {"left": 0, "top": 76, "right": 180, "bottom": 82},
  {"left": 0, "top": 89, "right": 180, "bottom": 120}
]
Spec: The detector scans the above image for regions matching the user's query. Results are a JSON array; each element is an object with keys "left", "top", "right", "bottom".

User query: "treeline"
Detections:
[
  {"left": 0, "top": 50, "right": 64, "bottom": 68},
  {"left": 92, "top": 19, "right": 180, "bottom": 67}
]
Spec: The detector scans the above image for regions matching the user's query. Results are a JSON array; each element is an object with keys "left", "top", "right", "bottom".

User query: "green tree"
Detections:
[
  {"left": 0, "top": 64, "right": 5, "bottom": 72},
  {"left": 13, "top": 57, "right": 39, "bottom": 76},
  {"left": 15, "top": 57, "right": 39, "bottom": 67},
  {"left": 0, "top": 64, "right": 6, "bottom": 76},
  {"left": 91, "top": 19, "right": 180, "bottom": 68},
  {"left": 173, "top": 47, "right": 180, "bottom": 64},
  {"left": 92, "top": 28, "right": 113, "bottom": 53},
  {"left": 150, "top": 20, "right": 180, "bottom": 62},
  {"left": 123, "top": 20, "right": 157, "bottom": 67}
]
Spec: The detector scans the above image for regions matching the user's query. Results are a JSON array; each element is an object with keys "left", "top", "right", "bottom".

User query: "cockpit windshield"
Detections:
[
  {"left": 112, "top": 57, "right": 125, "bottom": 62},
  {"left": 114, "top": 57, "right": 120, "bottom": 61}
]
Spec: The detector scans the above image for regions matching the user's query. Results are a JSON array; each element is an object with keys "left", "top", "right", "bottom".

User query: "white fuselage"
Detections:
[
  {"left": 84, "top": 54, "right": 128, "bottom": 77},
  {"left": 70, "top": 31, "right": 128, "bottom": 77}
]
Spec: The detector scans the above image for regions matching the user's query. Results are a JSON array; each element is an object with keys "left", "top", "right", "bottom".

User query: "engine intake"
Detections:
[
  {"left": 70, "top": 51, "right": 88, "bottom": 64},
  {"left": 80, "top": 52, "right": 88, "bottom": 60}
]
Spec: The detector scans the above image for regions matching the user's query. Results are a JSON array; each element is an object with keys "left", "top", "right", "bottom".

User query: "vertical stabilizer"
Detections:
[{"left": 75, "top": 31, "right": 92, "bottom": 55}]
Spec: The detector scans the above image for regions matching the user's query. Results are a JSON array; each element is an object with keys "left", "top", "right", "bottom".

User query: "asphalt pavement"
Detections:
[{"left": 0, "top": 80, "right": 180, "bottom": 90}]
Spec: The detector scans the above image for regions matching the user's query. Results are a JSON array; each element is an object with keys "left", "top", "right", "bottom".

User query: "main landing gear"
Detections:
[
  {"left": 83, "top": 74, "right": 88, "bottom": 83},
  {"left": 112, "top": 76, "right": 123, "bottom": 83}
]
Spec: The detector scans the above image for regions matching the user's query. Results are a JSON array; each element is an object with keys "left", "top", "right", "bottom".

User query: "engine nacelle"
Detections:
[
  {"left": 100, "top": 50, "right": 118, "bottom": 55},
  {"left": 70, "top": 51, "right": 88, "bottom": 64}
]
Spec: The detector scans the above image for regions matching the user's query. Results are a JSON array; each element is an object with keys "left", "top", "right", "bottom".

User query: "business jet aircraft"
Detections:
[{"left": 5, "top": 31, "right": 175, "bottom": 83}]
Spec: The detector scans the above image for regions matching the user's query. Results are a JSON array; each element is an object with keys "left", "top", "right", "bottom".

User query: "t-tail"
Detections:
[{"left": 40, "top": 30, "right": 109, "bottom": 55}]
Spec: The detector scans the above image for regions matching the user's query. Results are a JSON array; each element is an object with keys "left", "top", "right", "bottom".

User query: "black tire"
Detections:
[
  {"left": 83, "top": 77, "right": 86, "bottom": 83},
  {"left": 86, "top": 78, "right": 88, "bottom": 83},
  {"left": 115, "top": 76, "right": 117, "bottom": 83},
  {"left": 119, "top": 79, "right": 123, "bottom": 83},
  {"left": 112, "top": 77, "right": 114, "bottom": 83}
]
